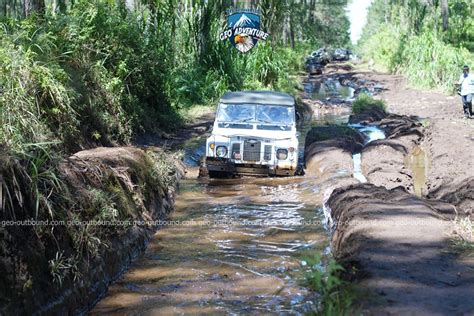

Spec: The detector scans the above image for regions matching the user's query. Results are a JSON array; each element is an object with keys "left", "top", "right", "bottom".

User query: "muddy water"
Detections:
[
  {"left": 405, "top": 146, "right": 428, "bottom": 196},
  {"left": 91, "top": 172, "right": 351, "bottom": 314},
  {"left": 91, "top": 111, "right": 352, "bottom": 314},
  {"left": 303, "top": 78, "right": 355, "bottom": 102},
  {"left": 91, "top": 80, "right": 363, "bottom": 314}
]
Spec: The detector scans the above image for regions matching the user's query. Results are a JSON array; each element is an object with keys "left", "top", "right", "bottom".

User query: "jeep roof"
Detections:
[{"left": 220, "top": 91, "right": 295, "bottom": 107}]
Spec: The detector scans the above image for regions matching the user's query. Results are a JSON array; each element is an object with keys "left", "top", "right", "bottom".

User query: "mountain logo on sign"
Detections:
[{"left": 232, "top": 14, "right": 254, "bottom": 28}]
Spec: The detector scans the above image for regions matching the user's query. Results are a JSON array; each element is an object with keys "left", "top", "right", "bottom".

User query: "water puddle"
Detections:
[
  {"left": 91, "top": 174, "right": 341, "bottom": 314},
  {"left": 303, "top": 78, "right": 355, "bottom": 102},
  {"left": 404, "top": 146, "right": 427, "bottom": 196},
  {"left": 349, "top": 124, "right": 386, "bottom": 143},
  {"left": 349, "top": 124, "right": 386, "bottom": 183},
  {"left": 352, "top": 153, "right": 367, "bottom": 183}
]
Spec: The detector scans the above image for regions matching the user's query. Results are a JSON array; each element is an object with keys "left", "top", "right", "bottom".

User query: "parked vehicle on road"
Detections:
[
  {"left": 202, "top": 91, "right": 299, "bottom": 178},
  {"left": 332, "top": 48, "right": 352, "bottom": 61},
  {"left": 304, "top": 48, "right": 331, "bottom": 75}
]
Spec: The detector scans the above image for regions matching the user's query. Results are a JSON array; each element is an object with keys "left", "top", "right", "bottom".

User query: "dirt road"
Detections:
[
  {"left": 89, "top": 63, "right": 474, "bottom": 315},
  {"left": 327, "top": 65, "right": 474, "bottom": 205},
  {"left": 318, "top": 64, "right": 474, "bottom": 314}
]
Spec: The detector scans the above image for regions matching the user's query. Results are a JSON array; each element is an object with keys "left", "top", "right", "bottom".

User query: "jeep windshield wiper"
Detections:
[{"left": 236, "top": 118, "right": 255, "bottom": 123}]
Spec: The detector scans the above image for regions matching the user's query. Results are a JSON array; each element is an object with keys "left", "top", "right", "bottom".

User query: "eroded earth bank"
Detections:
[{"left": 305, "top": 64, "right": 474, "bottom": 314}]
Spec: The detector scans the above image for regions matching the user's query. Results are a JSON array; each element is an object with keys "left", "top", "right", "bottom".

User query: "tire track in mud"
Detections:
[{"left": 304, "top": 64, "right": 474, "bottom": 315}]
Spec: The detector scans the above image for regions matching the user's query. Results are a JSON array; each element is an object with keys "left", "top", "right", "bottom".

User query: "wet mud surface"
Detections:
[{"left": 91, "top": 171, "right": 365, "bottom": 314}]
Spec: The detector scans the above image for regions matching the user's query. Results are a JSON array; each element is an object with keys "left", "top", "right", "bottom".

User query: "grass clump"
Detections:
[
  {"left": 302, "top": 253, "right": 357, "bottom": 315},
  {"left": 451, "top": 217, "right": 474, "bottom": 255},
  {"left": 352, "top": 93, "right": 387, "bottom": 114}
]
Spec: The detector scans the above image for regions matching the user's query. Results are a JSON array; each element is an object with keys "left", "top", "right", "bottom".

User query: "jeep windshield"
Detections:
[{"left": 217, "top": 103, "right": 294, "bottom": 128}]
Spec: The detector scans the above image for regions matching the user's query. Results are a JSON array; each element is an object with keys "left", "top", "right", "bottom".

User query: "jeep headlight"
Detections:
[
  {"left": 277, "top": 148, "right": 288, "bottom": 160},
  {"left": 216, "top": 146, "right": 228, "bottom": 157}
]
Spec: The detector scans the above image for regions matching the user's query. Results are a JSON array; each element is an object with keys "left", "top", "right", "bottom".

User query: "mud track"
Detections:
[{"left": 306, "top": 64, "right": 474, "bottom": 314}]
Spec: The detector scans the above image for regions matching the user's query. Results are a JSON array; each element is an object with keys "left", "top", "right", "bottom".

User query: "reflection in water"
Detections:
[
  {"left": 304, "top": 79, "right": 355, "bottom": 102},
  {"left": 352, "top": 153, "right": 367, "bottom": 183},
  {"left": 405, "top": 146, "right": 428, "bottom": 196},
  {"left": 349, "top": 124, "right": 386, "bottom": 144},
  {"left": 349, "top": 124, "right": 386, "bottom": 182}
]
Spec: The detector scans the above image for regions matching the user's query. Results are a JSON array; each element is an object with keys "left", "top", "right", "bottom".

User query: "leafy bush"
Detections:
[{"left": 352, "top": 93, "right": 387, "bottom": 114}]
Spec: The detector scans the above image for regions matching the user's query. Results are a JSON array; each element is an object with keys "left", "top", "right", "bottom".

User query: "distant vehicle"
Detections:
[
  {"left": 305, "top": 58, "right": 324, "bottom": 75},
  {"left": 305, "top": 48, "right": 331, "bottom": 75},
  {"left": 332, "top": 48, "right": 352, "bottom": 61},
  {"left": 310, "top": 48, "right": 331, "bottom": 65},
  {"left": 202, "top": 91, "right": 299, "bottom": 178}
]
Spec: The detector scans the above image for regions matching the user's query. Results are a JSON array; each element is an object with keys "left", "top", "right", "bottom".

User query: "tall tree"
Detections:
[
  {"left": 56, "top": 0, "right": 66, "bottom": 13},
  {"left": 23, "top": 0, "right": 45, "bottom": 16},
  {"left": 440, "top": 0, "right": 448, "bottom": 31}
]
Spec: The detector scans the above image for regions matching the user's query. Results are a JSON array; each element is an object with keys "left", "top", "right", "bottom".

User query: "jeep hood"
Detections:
[{"left": 211, "top": 127, "right": 295, "bottom": 140}]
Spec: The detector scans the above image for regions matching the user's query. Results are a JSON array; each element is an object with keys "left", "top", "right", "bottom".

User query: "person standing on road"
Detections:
[{"left": 456, "top": 65, "right": 474, "bottom": 118}]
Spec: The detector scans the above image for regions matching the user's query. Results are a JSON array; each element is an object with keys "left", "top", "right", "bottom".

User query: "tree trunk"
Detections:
[
  {"left": 289, "top": 13, "right": 295, "bottom": 49},
  {"left": 56, "top": 0, "right": 66, "bottom": 13},
  {"left": 23, "top": 0, "right": 45, "bottom": 16},
  {"left": 440, "top": 0, "right": 448, "bottom": 32}
]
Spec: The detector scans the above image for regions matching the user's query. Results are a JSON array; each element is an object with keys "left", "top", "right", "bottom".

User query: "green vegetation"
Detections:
[
  {"left": 352, "top": 93, "right": 387, "bottom": 114},
  {"left": 451, "top": 217, "right": 474, "bottom": 255},
  {"left": 303, "top": 253, "right": 357, "bottom": 315},
  {"left": 358, "top": 0, "right": 474, "bottom": 93},
  {"left": 0, "top": 0, "right": 351, "bottom": 153},
  {"left": 0, "top": 0, "right": 352, "bottom": 234}
]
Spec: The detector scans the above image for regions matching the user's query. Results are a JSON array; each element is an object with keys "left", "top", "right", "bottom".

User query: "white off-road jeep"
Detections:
[{"left": 202, "top": 91, "right": 299, "bottom": 177}]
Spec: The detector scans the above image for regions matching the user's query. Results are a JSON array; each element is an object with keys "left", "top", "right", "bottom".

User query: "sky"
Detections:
[{"left": 346, "top": 0, "right": 373, "bottom": 44}]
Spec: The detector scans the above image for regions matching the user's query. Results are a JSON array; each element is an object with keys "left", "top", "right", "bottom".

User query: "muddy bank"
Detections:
[
  {"left": 344, "top": 69, "right": 474, "bottom": 202},
  {"left": 327, "top": 184, "right": 474, "bottom": 314},
  {"left": 0, "top": 147, "right": 183, "bottom": 314},
  {"left": 298, "top": 64, "right": 474, "bottom": 314},
  {"left": 349, "top": 107, "right": 425, "bottom": 193},
  {"left": 304, "top": 125, "right": 365, "bottom": 184},
  {"left": 427, "top": 177, "right": 474, "bottom": 216}
]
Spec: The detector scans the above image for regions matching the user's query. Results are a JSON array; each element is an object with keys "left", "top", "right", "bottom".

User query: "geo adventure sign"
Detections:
[{"left": 219, "top": 9, "right": 269, "bottom": 53}]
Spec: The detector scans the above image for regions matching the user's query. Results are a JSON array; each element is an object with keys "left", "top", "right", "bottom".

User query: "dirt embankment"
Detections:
[
  {"left": 304, "top": 125, "right": 364, "bottom": 188},
  {"left": 0, "top": 147, "right": 183, "bottom": 314},
  {"left": 327, "top": 184, "right": 474, "bottom": 315},
  {"left": 350, "top": 106, "right": 425, "bottom": 193},
  {"left": 309, "top": 64, "right": 474, "bottom": 314},
  {"left": 347, "top": 68, "right": 474, "bottom": 210}
]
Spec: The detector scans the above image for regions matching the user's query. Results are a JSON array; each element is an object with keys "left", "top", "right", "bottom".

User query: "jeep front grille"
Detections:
[
  {"left": 243, "top": 140, "right": 261, "bottom": 161},
  {"left": 232, "top": 143, "right": 241, "bottom": 158},
  {"left": 264, "top": 145, "right": 272, "bottom": 161}
]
